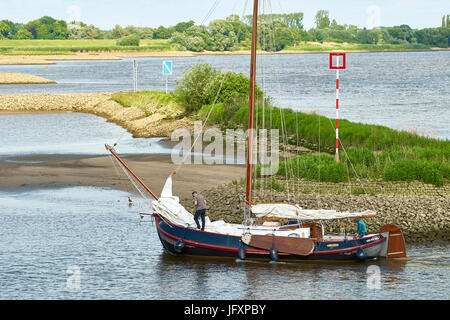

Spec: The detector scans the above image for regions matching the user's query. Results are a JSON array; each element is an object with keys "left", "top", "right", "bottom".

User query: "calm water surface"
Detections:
[
  {"left": 0, "top": 51, "right": 448, "bottom": 139},
  {"left": 0, "top": 186, "right": 448, "bottom": 300},
  {"left": 0, "top": 112, "right": 170, "bottom": 159}
]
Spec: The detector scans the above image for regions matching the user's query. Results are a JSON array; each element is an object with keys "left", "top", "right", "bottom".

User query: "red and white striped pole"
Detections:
[
  {"left": 335, "top": 56, "right": 340, "bottom": 162},
  {"left": 329, "top": 53, "right": 346, "bottom": 163}
]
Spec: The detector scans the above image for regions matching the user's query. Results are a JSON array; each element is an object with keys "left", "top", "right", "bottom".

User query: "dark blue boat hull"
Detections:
[{"left": 153, "top": 214, "right": 387, "bottom": 261}]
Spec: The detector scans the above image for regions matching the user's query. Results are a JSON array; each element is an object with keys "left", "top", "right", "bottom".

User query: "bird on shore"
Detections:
[{"left": 128, "top": 197, "right": 133, "bottom": 206}]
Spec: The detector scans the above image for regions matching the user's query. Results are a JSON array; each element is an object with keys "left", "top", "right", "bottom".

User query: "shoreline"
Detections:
[
  {"left": 0, "top": 93, "right": 448, "bottom": 243},
  {"left": 0, "top": 152, "right": 447, "bottom": 243},
  {"left": 0, "top": 47, "right": 448, "bottom": 65},
  {"left": 0, "top": 92, "right": 193, "bottom": 138},
  {"left": 0, "top": 153, "right": 245, "bottom": 200},
  {"left": 0, "top": 72, "right": 55, "bottom": 84}
]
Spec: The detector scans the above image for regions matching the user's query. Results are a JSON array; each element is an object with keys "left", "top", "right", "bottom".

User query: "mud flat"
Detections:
[
  {"left": 0, "top": 154, "right": 245, "bottom": 201},
  {"left": 0, "top": 72, "right": 56, "bottom": 84}
]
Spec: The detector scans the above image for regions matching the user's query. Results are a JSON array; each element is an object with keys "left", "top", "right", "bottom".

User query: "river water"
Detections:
[
  {"left": 0, "top": 186, "right": 448, "bottom": 300},
  {"left": 0, "top": 52, "right": 448, "bottom": 300},
  {"left": 0, "top": 51, "right": 449, "bottom": 139},
  {"left": 0, "top": 112, "right": 170, "bottom": 159}
]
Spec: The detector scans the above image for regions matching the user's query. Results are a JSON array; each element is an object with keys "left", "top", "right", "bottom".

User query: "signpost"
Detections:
[
  {"left": 329, "top": 53, "right": 346, "bottom": 163},
  {"left": 162, "top": 60, "right": 173, "bottom": 93}
]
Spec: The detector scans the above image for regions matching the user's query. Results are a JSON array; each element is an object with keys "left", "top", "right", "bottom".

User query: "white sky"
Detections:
[{"left": 0, "top": 0, "right": 447, "bottom": 30}]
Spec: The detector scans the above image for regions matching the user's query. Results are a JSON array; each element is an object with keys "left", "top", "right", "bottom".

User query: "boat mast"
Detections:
[
  {"left": 105, "top": 144, "right": 159, "bottom": 201},
  {"left": 246, "top": 0, "right": 258, "bottom": 204}
]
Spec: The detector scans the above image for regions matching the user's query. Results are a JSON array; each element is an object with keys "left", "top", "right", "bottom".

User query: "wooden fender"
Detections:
[
  {"left": 379, "top": 224, "right": 407, "bottom": 259},
  {"left": 242, "top": 234, "right": 315, "bottom": 256}
]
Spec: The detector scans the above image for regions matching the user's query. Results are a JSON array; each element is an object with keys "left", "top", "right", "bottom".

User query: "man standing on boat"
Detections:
[
  {"left": 354, "top": 216, "right": 367, "bottom": 238},
  {"left": 192, "top": 191, "right": 207, "bottom": 231}
]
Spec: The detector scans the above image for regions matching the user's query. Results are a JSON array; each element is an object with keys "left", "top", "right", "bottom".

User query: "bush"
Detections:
[
  {"left": 205, "top": 70, "right": 262, "bottom": 105},
  {"left": 174, "top": 63, "right": 263, "bottom": 115},
  {"left": 174, "top": 62, "right": 218, "bottom": 114},
  {"left": 116, "top": 35, "right": 140, "bottom": 46}
]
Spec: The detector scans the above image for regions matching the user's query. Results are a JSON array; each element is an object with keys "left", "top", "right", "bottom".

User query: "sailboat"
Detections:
[{"left": 105, "top": 0, "right": 407, "bottom": 262}]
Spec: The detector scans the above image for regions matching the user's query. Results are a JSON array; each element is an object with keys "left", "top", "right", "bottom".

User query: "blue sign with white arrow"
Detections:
[{"left": 162, "top": 61, "right": 173, "bottom": 75}]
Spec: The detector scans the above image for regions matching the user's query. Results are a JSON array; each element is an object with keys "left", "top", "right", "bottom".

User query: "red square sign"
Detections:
[{"left": 329, "top": 53, "right": 346, "bottom": 69}]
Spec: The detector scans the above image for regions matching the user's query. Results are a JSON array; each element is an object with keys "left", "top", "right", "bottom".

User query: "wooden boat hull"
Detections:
[{"left": 153, "top": 214, "right": 387, "bottom": 261}]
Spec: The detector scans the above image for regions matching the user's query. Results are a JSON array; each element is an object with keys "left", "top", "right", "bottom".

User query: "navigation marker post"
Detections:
[
  {"left": 329, "top": 53, "right": 346, "bottom": 163},
  {"left": 132, "top": 59, "right": 138, "bottom": 92},
  {"left": 162, "top": 60, "right": 173, "bottom": 93}
]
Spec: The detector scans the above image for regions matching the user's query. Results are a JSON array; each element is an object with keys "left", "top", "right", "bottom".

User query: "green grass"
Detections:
[
  {"left": 0, "top": 39, "right": 173, "bottom": 52},
  {"left": 111, "top": 90, "right": 183, "bottom": 118},
  {"left": 200, "top": 102, "right": 449, "bottom": 152},
  {"left": 270, "top": 147, "right": 448, "bottom": 186},
  {"left": 0, "top": 39, "right": 437, "bottom": 54},
  {"left": 285, "top": 42, "right": 433, "bottom": 52},
  {"left": 198, "top": 101, "right": 449, "bottom": 186}
]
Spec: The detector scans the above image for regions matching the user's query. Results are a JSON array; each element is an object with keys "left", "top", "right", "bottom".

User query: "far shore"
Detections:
[{"left": 0, "top": 47, "right": 448, "bottom": 65}]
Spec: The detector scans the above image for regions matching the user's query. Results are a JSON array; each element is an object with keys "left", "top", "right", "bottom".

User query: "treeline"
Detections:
[{"left": 0, "top": 11, "right": 448, "bottom": 50}]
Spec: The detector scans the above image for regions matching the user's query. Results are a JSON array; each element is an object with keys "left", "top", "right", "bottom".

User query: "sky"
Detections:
[{"left": 0, "top": 0, "right": 447, "bottom": 30}]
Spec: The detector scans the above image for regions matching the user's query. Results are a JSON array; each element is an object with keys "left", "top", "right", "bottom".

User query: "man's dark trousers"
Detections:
[{"left": 194, "top": 209, "right": 206, "bottom": 231}]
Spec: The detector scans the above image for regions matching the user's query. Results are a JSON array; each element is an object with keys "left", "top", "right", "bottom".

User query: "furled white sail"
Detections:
[
  {"left": 251, "top": 203, "right": 376, "bottom": 220},
  {"left": 151, "top": 175, "right": 196, "bottom": 227},
  {"left": 151, "top": 175, "right": 243, "bottom": 236}
]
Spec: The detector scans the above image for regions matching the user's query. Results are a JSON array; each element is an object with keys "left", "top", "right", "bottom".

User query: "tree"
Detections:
[
  {"left": 174, "top": 63, "right": 218, "bottom": 114},
  {"left": 0, "top": 21, "right": 11, "bottom": 39},
  {"left": 13, "top": 28, "right": 33, "bottom": 39},
  {"left": 309, "top": 28, "right": 325, "bottom": 43},
  {"left": 259, "top": 21, "right": 294, "bottom": 51},
  {"left": 24, "top": 16, "right": 68, "bottom": 39},
  {"left": 116, "top": 35, "right": 140, "bottom": 46},
  {"left": 208, "top": 19, "right": 237, "bottom": 51},
  {"left": 386, "top": 24, "right": 414, "bottom": 42},
  {"left": 153, "top": 25, "right": 171, "bottom": 39},
  {"left": 83, "top": 25, "right": 102, "bottom": 39},
  {"left": 315, "top": 10, "right": 330, "bottom": 29},
  {"left": 110, "top": 24, "right": 125, "bottom": 39},
  {"left": 226, "top": 14, "right": 251, "bottom": 42},
  {"left": 285, "top": 13, "right": 304, "bottom": 30},
  {"left": 356, "top": 28, "right": 379, "bottom": 44},
  {"left": 173, "top": 20, "right": 195, "bottom": 33}
]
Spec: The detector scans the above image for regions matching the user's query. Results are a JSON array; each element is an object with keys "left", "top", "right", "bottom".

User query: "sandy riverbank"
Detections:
[
  {"left": 1, "top": 47, "right": 448, "bottom": 65},
  {"left": 0, "top": 92, "right": 191, "bottom": 138},
  {"left": 0, "top": 50, "right": 257, "bottom": 65},
  {"left": 0, "top": 72, "right": 55, "bottom": 84},
  {"left": 0, "top": 154, "right": 245, "bottom": 200}
]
